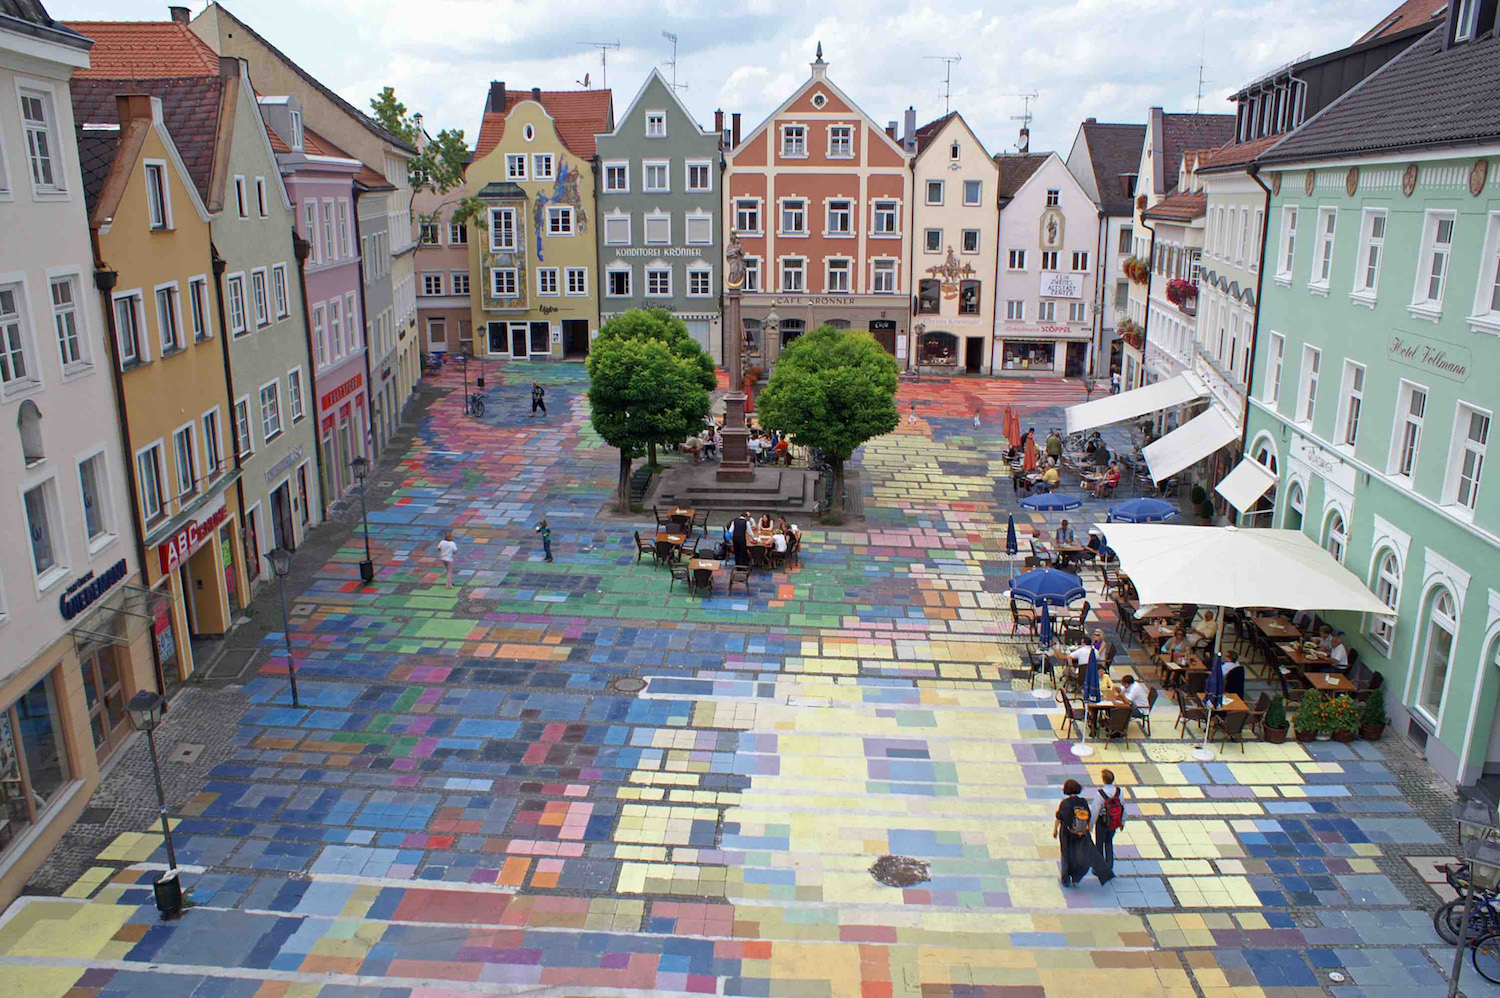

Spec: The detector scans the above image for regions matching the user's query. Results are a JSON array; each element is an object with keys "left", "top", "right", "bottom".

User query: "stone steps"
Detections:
[{"left": 653, "top": 466, "right": 820, "bottom": 514}]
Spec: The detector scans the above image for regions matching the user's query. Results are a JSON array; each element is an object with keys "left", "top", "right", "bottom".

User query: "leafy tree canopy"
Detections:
[
  {"left": 756, "top": 325, "right": 898, "bottom": 463},
  {"left": 369, "top": 86, "right": 480, "bottom": 226},
  {"left": 595, "top": 308, "right": 715, "bottom": 391}
]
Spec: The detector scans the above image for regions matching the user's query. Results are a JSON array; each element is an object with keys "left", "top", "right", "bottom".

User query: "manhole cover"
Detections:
[
  {"left": 167, "top": 743, "right": 205, "bottom": 764},
  {"left": 608, "top": 677, "right": 647, "bottom": 694},
  {"left": 77, "top": 806, "right": 116, "bottom": 825},
  {"left": 456, "top": 600, "right": 490, "bottom": 618},
  {"left": 870, "top": 855, "right": 930, "bottom": 888},
  {"left": 1143, "top": 744, "right": 1193, "bottom": 764}
]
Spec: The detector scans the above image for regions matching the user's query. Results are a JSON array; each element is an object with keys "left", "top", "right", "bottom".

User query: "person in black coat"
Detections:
[
  {"left": 731, "top": 513, "right": 750, "bottom": 566},
  {"left": 1218, "top": 650, "right": 1246, "bottom": 698},
  {"left": 1053, "top": 779, "right": 1114, "bottom": 888}
]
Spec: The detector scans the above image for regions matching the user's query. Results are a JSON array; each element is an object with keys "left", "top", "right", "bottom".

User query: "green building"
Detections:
[{"left": 1246, "top": 5, "right": 1500, "bottom": 785}]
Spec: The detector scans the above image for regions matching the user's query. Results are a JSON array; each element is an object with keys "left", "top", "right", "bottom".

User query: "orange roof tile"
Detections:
[
  {"left": 66, "top": 21, "right": 221, "bottom": 79},
  {"left": 474, "top": 88, "right": 613, "bottom": 160},
  {"left": 1196, "top": 134, "right": 1283, "bottom": 173},
  {"left": 1143, "top": 192, "right": 1207, "bottom": 222}
]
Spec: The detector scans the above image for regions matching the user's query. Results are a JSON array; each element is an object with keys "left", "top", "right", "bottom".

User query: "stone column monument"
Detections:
[{"left": 718, "top": 234, "right": 755, "bottom": 482}]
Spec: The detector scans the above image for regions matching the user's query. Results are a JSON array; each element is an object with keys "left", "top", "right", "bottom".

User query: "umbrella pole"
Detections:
[{"left": 1191, "top": 607, "right": 1225, "bottom": 762}]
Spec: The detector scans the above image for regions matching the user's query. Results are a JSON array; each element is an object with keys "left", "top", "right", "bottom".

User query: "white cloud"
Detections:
[{"left": 66, "top": 0, "right": 1399, "bottom": 156}]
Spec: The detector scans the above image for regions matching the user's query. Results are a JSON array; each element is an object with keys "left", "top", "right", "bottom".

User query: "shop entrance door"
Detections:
[
  {"left": 220, "top": 523, "right": 239, "bottom": 615},
  {"left": 1065, "top": 342, "right": 1089, "bottom": 378},
  {"left": 270, "top": 482, "right": 295, "bottom": 552},
  {"left": 965, "top": 337, "right": 985, "bottom": 374},
  {"left": 297, "top": 465, "right": 311, "bottom": 526},
  {"left": 563, "top": 320, "right": 589, "bottom": 357},
  {"left": 509, "top": 322, "right": 529, "bottom": 359},
  {"left": 81, "top": 645, "right": 129, "bottom": 763}
]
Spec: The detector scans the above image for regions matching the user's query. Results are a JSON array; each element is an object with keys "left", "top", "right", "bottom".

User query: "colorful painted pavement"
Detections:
[{"left": 0, "top": 364, "right": 1485, "bottom": 996}]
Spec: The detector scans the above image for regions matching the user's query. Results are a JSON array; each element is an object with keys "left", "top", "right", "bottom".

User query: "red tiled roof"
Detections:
[
  {"left": 994, "top": 153, "right": 1050, "bottom": 200},
  {"left": 1143, "top": 192, "right": 1206, "bottom": 222},
  {"left": 913, "top": 112, "right": 955, "bottom": 155},
  {"left": 65, "top": 21, "right": 220, "bottom": 79},
  {"left": 1357, "top": 0, "right": 1446, "bottom": 43},
  {"left": 71, "top": 76, "right": 223, "bottom": 205},
  {"left": 474, "top": 88, "right": 613, "bottom": 160},
  {"left": 1196, "top": 134, "right": 1282, "bottom": 173},
  {"left": 266, "top": 120, "right": 348, "bottom": 159}
]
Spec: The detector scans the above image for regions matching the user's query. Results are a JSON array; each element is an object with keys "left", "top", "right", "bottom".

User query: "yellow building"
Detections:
[
  {"left": 467, "top": 84, "right": 613, "bottom": 359},
  {"left": 76, "top": 90, "right": 249, "bottom": 687}
]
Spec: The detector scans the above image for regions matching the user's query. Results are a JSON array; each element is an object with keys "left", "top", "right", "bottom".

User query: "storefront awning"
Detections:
[
  {"left": 1143, "top": 406, "right": 1239, "bottom": 482},
  {"left": 69, "top": 583, "right": 172, "bottom": 654},
  {"left": 1215, "top": 456, "right": 1279, "bottom": 513},
  {"left": 1063, "top": 372, "right": 1207, "bottom": 434}
]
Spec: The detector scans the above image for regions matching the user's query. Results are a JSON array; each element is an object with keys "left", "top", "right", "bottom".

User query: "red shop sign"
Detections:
[
  {"left": 320, "top": 372, "right": 363, "bottom": 412},
  {"left": 157, "top": 504, "right": 229, "bottom": 574}
]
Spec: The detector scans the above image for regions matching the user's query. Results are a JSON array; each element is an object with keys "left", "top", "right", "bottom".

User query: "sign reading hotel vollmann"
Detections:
[{"left": 1389, "top": 332, "right": 1471, "bottom": 383}]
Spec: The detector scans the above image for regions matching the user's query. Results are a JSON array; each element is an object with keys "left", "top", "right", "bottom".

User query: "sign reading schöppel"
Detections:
[
  {"left": 1039, "top": 273, "right": 1083, "bottom": 299},
  {"left": 158, "top": 503, "right": 229, "bottom": 573},
  {"left": 59, "top": 558, "right": 129, "bottom": 620}
]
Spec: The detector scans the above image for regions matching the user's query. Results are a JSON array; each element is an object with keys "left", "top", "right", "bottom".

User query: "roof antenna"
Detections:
[
  {"left": 577, "top": 40, "right": 620, "bottom": 90},
  {"left": 1195, "top": 31, "right": 1208, "bottom": 113},
  {"left": 661, "top": 31, "right": 688, "bottom": 92},
  {"left": 923, "top": 54, "right": 961, "bottom": 115},
  {"left": 1003, "top": 91, "right": 1039, "bottom": 151}
]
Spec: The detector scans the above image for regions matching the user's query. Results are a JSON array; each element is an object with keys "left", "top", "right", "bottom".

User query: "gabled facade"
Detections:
[
  {"left": 190, "top": 1, "right": 418, "bottom": 465},
  {"left": 909, "top": 112, "right": 998, "bottom": 374},
  {"left": 262, "top": 97, "right": 369, "bottom": 505},
  {"left": 994, "top": 151, "right": 1099, "bottom": 378},
  {"left": 1065, "top": 118, "right": 1145, "bottom": 378},
  {"left": 0, "top": 3, "right": 149, "bottom": 908},
  {"left": 596, "top": 69, "right": 721, "bottom": 359},
  {"left": 467, "top": 82, "right": 613, "bottom": 361},
  {"left": 1246, "top": 3, "right": 1498, "bottom": 787},
  {"left": 412, "top": 119, "right": 471, "bottom": 359},
  {"left": 724, "top": 47, "right": 912, "bottom": 369}
]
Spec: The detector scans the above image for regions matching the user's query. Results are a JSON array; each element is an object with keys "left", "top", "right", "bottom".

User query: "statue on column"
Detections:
[{"left": 726, "top": 233, "right": 746, "bottom": 289}]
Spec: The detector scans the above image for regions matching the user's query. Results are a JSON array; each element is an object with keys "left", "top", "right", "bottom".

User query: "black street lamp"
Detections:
[
  {"left": 351, "top": 455, "right": 375, "bottom": 584},
  {"left": 126, "top": 690, "right": 181, "bottom": 919},
  {"left": 264, "top": 547, "right": 302, "bottom": 707}
]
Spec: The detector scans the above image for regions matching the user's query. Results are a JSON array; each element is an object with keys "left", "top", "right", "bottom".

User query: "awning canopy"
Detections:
[
  {"left": 69, "top": 583, "right": 171, "bottom": 655},
  {"left": 1063, "top": 371, "right": 1207, "bottom": 434},
  {"left": 1143, "top": 406, "right": 1238, "bottom": 482},
  {"left": 1216, "top": 456, "right": 1278, "bottom": 512},
  {"left": 1090, "top": 523, "right": 1395, "bottom": 615}
]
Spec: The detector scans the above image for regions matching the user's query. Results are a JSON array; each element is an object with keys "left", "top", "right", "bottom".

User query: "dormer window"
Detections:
[
  {"left": 949, "top": 142, "right": 960, "bottom": 161},
  {"left": 289, "top": 109, "right": 303, "bottom": 151},
  {"left": 1454, "top": 0, "right": 1478, "bottom": 40},
  {"left": 646, "top": 112, "right": 666, "bottom": 138}
]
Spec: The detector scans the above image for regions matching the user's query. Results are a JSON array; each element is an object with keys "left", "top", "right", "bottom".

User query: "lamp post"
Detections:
[
  {"left": 351, "top": 456, "right": 375, "bottom": 584},
  {"left": 265, "top": 547, "right": 302, "bottom": 707},
  {"left": 126, "top": 690, "right": 181, "bottom": 919},
  {"left": 459, "top": 352, "right": 470, "bottom": 414}
]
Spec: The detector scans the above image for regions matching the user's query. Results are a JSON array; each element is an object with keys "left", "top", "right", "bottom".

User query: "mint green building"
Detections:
[{"left": 1246, "top": 8, "right": 1500, "bottom": 785}]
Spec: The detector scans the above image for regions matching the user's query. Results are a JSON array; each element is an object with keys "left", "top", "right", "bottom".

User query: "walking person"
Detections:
[
  {"left": 1045, "top": 429, "right": 1062, "bottom": 463},
  {"left": 531, "top": 381, "right": 547, "bottom": 417},
  {"left": 1054, "top": 779, "right": 1113, "bottom": 888},
  {"left": 973, "top": 406, "right": 982, "bottom": 430},
  {"left": 535, "top": 518, "right": 553, "bottom": 562},
  {"left": 731, "top": 512, "right": 750, "bottom": 567},
  {"left": 437, "top": 531, "right": 458, "bottom": 587},
  {"left": 908, "top": 402, "right": 918, "bottom": 425},
  {"left": 1092, "top": 769, "right": 1124, "bottom": 870}
]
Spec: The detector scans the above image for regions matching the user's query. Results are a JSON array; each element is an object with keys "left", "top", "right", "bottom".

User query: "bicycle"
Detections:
[
  {"left": 464, "top": 392, "right": 485, "bottom": 417},
  {"left": 813, "top": 491, "right": 848, "bottom": 515}
]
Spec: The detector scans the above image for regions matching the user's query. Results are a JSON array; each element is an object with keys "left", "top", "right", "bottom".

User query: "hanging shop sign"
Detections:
[
  {"left": 58, "top": 558, "right": 129, "bottom": 620},
  {"left": 158, "top": 503, "right": 229, "bottom": 574},
  {"left": 1040, "top": 273, "right": 1083, "bottom": 299},
  {"left": 320, "top": 372, "right": 363, "bottom": 412}
]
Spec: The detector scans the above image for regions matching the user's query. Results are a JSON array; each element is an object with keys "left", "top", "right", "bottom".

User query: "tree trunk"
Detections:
[
  {"left": 648, "top": 441, "right": 659, "bottom": 470},
  {"left": 827, "top": 457, "right": 846, "bottom": 524},
  {"left": 617, "top": 451, "right": 633, "bottom": 514}
]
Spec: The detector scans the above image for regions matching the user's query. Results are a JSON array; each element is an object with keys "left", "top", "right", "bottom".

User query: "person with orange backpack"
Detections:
[
  {"left": 1092, "top": 768, "right": 1125, "bottom": 869},
  {"left": 1053, "top": 779, "right": 1114, "bottom": 888}
]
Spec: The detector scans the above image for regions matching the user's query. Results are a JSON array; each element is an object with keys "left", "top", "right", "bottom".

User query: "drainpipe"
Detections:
[
  {"left": 91, "top": 241, "right": 165, "bottom": 697},
  {"left": 1138, "top": 213, "right": 1158, "bottom": 391},
  {"left": 291, "top": 231, "right": 327, "bottom": 521},
  {"left": 209, "top": 245, "right": 251, "bottom": 592},
  {"left": 906, "top": 152, "right": 916, "bottom": 373},
  {"left": 1240, "top": 162, "right": 1276, "bottom": 485},
  {"left": 1093, "top": 207, "right": 1106, "bottom": 379},
  {"left": 989, "top": 191, "right": 1001, "bottom": 377},
  {"left": 351, "top": 190, "right": 379, "bottom": 463}
]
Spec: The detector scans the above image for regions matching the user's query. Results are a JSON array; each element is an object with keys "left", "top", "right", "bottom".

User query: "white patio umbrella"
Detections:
[{"left": 1092, "top": 523, "right": 1396, "bottom": 759}]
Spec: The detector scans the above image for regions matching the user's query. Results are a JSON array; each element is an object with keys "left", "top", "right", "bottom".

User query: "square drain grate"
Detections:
[
  {"left": 167, "top": 742, "right": 205, "bottom": 764},
  {"left": 77, "top": 806, "right": 116, "bottom": 825}
]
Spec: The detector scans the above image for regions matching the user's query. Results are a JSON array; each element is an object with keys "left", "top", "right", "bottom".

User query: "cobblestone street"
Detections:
[{"left": 0, "top": 363, "right": 1489, "bottom": 997}]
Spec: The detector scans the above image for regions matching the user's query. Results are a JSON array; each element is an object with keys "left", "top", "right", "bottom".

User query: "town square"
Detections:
[{"left": 0, "top": 1, "right": 1497, "bottom": 995}]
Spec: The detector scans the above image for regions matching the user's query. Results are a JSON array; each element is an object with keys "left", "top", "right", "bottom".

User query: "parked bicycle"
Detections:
[
  {"left": 464, "top": 392, "right": 485, "bottom": 417},
  {"left": 813, "top": 491, "right": 848, "bottom": 515}
]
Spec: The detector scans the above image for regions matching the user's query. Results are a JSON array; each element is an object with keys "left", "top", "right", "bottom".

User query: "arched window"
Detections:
[
  {"left": 824, "top": 319, "right": 851, "bottom": 331},
  {"left": 1284, "top": 480, "right": 1304, "bottom": 532},
  {"left": 1368, "top": 549, "right": 1399, "bottom": 652},
  {"left": 1323, "top": 510, "right": 1346, "bottom": 563},
  {"left": 1417, "top": 588, "right": 1458, "bottom": 721},
  {"left": 18, "top": 399, "right": 42, "bottom": 466},
  {"left": 1247, "top": 441, "right": 1277, "bottom": 527}
]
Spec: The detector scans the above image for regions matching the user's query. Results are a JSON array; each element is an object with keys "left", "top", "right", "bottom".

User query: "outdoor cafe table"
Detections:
[
  {"left": 1198, "top": 692, "right": 1250, "bottom": 713},
  {"left": 1282, "top": 643, "right": 1338, "bottom": 669},
  {"left": 666, "top": 507, "right": 695, "bottom": 522},
  {"left": 1136, "top": 604, "right": 1178, "bottom": 620},
  {"left": 1084, "top": 689, "right": 1134, "bottom": 736},
  {"left": 1144, "top": 623, "right": 1177, "bottom": 643},
  {"left": 688, "top": 558, "right": 722, "bottom": 593},
  {"left": 1254, "top": 616, "right": 1303, "bottom": 640},
  {"left": 1040, "top": 540, "right": 1091, "bottom": 566},
  {"left": 655, "top": 532, "right": 687, "bottom": 546},
  {"left": 1305, "top": 671, "right": 1357, "bottom": 693}
]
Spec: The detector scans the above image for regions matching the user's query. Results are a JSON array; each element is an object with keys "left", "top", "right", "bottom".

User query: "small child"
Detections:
[
  {"left": 535, "top": 519, "right": 553, "bottom": 562},
  {"left": 973, "top": 406, "right": 982, "bottom": 430},
  {"left": 437, "top": 531, "right": 457, "bottom": 587},
  {"left": 908, "top": 403, "right": 918, "bottom": 424}
]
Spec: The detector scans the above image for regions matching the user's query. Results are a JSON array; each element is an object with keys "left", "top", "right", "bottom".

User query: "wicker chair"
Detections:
[
  {"left": 1208, "top": 708, "right": 1250, "bottom": 752},
  {"left": 633, "top": 530, "right": 653, "bottom": 564},
  {"left": 1103, "top": 706, "right": 1132, "bottom": 743},
  {"left": 727, "top": 565, "right": 751, "bottom": 595},
  {"left": 1011, "top": 599, "right": 1039, "bottom": 638},
  {"left": 667, "top": 562, "right": 691, "bottom": 592}
]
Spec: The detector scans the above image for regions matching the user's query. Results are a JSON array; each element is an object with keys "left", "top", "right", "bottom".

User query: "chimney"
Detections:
[
  {"left": 169, "top": 6, "right": 189, "bottom": 24},
  {"left": 117, "top": 94, "right": 154, "bottom": 126},
  {"left": 218, "top": 56, "right": 239, "bottom": 81},
  {"left": 1085, "top": 116, "right": 1096, "bottom": 124},
  {"left": 903, "top": 106, "right": 916, "bottom": 153},
  {"left": 714, "top": 109, "right": 724, "bottom": 133},
  {"left": 488, "top": 81, "right": 507, "bottom": 114},
  {"left": 1018, "top": 126, "right": 1030, "bottom": 153},
  {"left": 731, "top": 112, "right": 741, "bottom": 147},
  {"left": 886, "top": 121, "right": 897, "bottom": 140},
  {"left": 532, "top": 87, "right": 542, "bottom": 102}
]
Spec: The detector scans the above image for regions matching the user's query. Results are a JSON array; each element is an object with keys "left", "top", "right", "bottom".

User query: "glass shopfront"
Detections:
[
  {"left": 0, "top": 674, "right": 73, "bottom": 859},
  {"left": 1002, "top": 339, "right": 1056, "bottom": 371},
  {"left": 919, "top": 330, "right": 959, "bottom": 366}
]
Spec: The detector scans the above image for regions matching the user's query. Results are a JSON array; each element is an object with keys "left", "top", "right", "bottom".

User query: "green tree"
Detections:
[
  {"left": 587, "top": 320, "right": 712, "bottom": 513},
  {"left": 368, "top": 86, "right": 486, "bottom": 233},
  {"left": 756, "top": 325, "right": 898, "bottom": 522},
  {"left": 595, "top": 309, "right": 715, "bottom": 468}
]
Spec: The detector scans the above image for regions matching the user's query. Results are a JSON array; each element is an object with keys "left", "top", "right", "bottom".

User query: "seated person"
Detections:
[
  {"left": 1292, "top": 609, "right": 1318, "bottom": 631},
  {"left": 1055, "top": 519, "right": 1077, "bottom": 544},
  {"left": 1327, "top": 632, "right": 1349, "bottom": 668},
  {"left": 748, "top": 436, "right": 766, "bottom": 462},
  {"left": 758, "top": 513, "right": 774, "bottom": 533},
  {"left": 1215, "top": 650, "right": 1246, "bottom": 698},
  {"left": 774, "top": 437, "right": 790, "bottom": 464},
  {"left": 1040, "top": 462, "right": 1060, "bottom": 489},
  {"left": 1193, "top": 609, "right": 1219, "bottom": 642},
  {"left": 1157, "top": 626, "right": 1193, "bottom": 688},
  {"left": 1118, "top": 674, "right": 1151, "bottom": 711},
  {"left": 1317, "top": 624, "right": 1335, "bottom": 652},
  {"left": 771, "top": 531, "right": 788, "bottom": 554}
]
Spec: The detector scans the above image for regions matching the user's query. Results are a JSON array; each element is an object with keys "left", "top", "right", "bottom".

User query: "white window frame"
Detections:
[
  {"left": 1336, "top": 360, "right": 1365, "bottom": 450},
  {"left": 962, "top": 229, "right": 980, "bottom": 254},
  {"left": 48, "top": 273, "right": 88, "bottom": 373},
  {"left": 1351, "top": 207, "right": 1387, "bottom": 304},
  {"left": 1037, "top": 300, "right": 1057, "bottom": 322},
  {"left": 1040, "top": 251, "right": 1059, "bottom": 271},
  {"left": 337, "top": 200, "right": 352, "bottom": 256},
  {"left": 76, "top": 447, "right": 114, "bottom": 552},
  {"left": 1275, "top": 205, "right": 1297, "bottom": 282},
  {"left": 685, "top": 160, "right": 712, "bottom": 192},
  {"left": 1322, "top": 509, "right": 1346, "bottom": 564},
  {"left": 448, "top": 219, "right": 467, "bottom": 245},
  {"left": 421, "top": 272, "right": 443, "bottom": 297},
  {"left": 135, "top": 439, "right": 167, "bottom": 524},
  {"left": 781, "top": 197, "right": 807, "bottom": 235},
  {"left": 304, "top": 201, "right": 320, "bottom": 264},
  {"left": 1309, "top": 206, "right": 1337, "bottom": 292},
  {"left": 154, "top": 281, "right": 183, "bottom": 353},
  {"left": 645, "top": 111, "right": 666, "bottom": 138},
  {"left": 645, "top": 266, "right": 671, "bottom": 297},
  {"left": 537, "top": 267, "right": 560, "bottom": 296},
  {"left": 1444, "top": 401, "right": 1491, "bottom": 515},
  {"left": 271, "top": 264, "right": 289, "bottom": 319},
  {"left": 250, "top": 267, "right": 270, "bottom": 327},
  {"left": 603, "top": 161, "right": 629, "bottom": 193},
  {"left": 780, "top": 257, "right": 806, "bottom": 293},
  {"left": 505, "top": 153, "right": 527, "bottom": 180},
  {"left": 225, "top": 273, "right": 247, "bottom": 335},
  {"left": 546, "top": 205, "right": 575, "bottom": 236},
  {"left": 1468, "top": 210, "right": 1500, "bottom": 334},
  {"left": 234, "top": 175, "right": 248, "bottom": 218},
  {"left": 923, "top": 229, "right": 942, "bottom": 254},
  {"left": 0, "top": 280, "right": 39, "bottom": 395},
  {"left": 827, "top": 124, "right": 853, "bottom": 159},
  {"left": 872, "top": 200, "right": 899, "bottom": 236},
  {"left": 287, "top": 367, "right": 305, "bottom": 423},
  {"left": 1008, "top": 249, "right": 1027, "bottom": 271},
  {"left": 17, "top": 82, "right": 64, "bottom": 196},
  {"left": 825, "top": 199, "right": 853, "bottom": 237},
  {"left": 642, "top": 160, "right": 670, "bottom": 193},
  {"left": 450, "top": 271, "right": 469, "bottom": 296},
  {"left": 743, "top": 257, "right": 761, "bottom": 293},
  {"left": 489, "top": 208, "right": 517, "bottom": 251},
  {"left": 780, "top": 124, "right": 806, "bottom": 158},
  {"left": 963, "top": 179, "right": 982, "bottom": 206},
  {"left": 1455, "top": 0, "right": 1480, "bottom": 39},
  {"left": 1367, "top": 548, "right": 1400, "bottom": 653},
  {"left": 687, "top": 266, "right": 712, "bottom": 298},
  {"left": 1071, "top": 251, "right": 1089, "bottom": 272},
  {"left": 321, "top": 199, "right": 336, "bottom": 261},
  {"left": 1411, "top": 209, "right": 1456, "bottom": 317},
  {"left": 234, "top": 396, "right": 254, "bottom": 458},
  {"left": 490, "top": 267, "right": 518, "bottom": 297},
  {"left": 685, "top": 213, "right": 712, "bottom": 246},
  {"left": 1006, "top": 300, "right": 1025, "bottom": 320},
  {"left": 202, "top": 406, "right": 223, "bottom": 482},
  {"left": 825, "top": 258, "right": 852, "bottom": 293},
  {"left": 311, "top": 304, "right": 327, "bottom": 367},
  {"left": 871, "top": 259, "right": 897, "bottom": 294},
  {"left": 605, "top": 265, "right": 632, "bottom": 298},
  {"left": 644, "top": 212, "right": 670, "bottom": 246},
  {"left": 1068, "top": 301, "right": 1086, "bottom": 323},
  {"left": 255, "top": 176, "right": 268, "bottom": 217},
  {"left": 143, "top": 160, "right": 171, "bottom": 229},
  {"left": 925, "top": 179, "right": 944, "bottom": 205},
  {"left": 259, "top": 378, "right": 284, "bottom": 442},
  {"left": 532, "top": 153, "right": 554, "bottom": 180},
  {"left": 1264, "top": 331, "right": 1284, "bottom": 405},
  {"left": 1415, "top": 588, "right": 1458, "bottom": 724},
  {"left": 734, "top": 199, "right": 761, "bottom": 235},
  {"left": 171, "top": 420, "right": 198, "bottom": 501},
  {"left": 565, "top": 268, "right": 587, "bottom": 297},
  {"left": 1388, "top": 379, "right": 1427, "bottom": 481},
  {"left": 604, "top": 212, "right": 631, "bottom": 246},
  {"left": 1295, "top": 344, "right": 1319, "bottom": 426}
]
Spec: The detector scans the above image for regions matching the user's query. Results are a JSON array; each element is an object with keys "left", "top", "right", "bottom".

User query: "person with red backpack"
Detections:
[
  {"left": 1093, "top": 769, "right": 1125, "bottom": 869},
  {"left": 1053, "top": 779, "right": 1114, "bottom": 888}
]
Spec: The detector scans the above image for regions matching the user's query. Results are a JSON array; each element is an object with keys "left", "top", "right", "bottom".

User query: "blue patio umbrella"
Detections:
[
  {"left": 1005, "top": 515, "right": 1019, "bottom": 557},
  {"left": 1082, "top": 647, "right": 1101, "bottom": 703},
  {"left": 1008, "top": 567, "right": 1087, "bottom": 607},
  {"left": 1038, "top": 603, "right": 1053, "bottom": 648},
  {"left": 1204, "top": 653, "right": 1225, "bottom": 709},
  {"left": 1108, "top": 497, "right": 1180, "bottom": 523},
  {"left": 1020, "top": 493, "right": 1083, "bottom": 513}
]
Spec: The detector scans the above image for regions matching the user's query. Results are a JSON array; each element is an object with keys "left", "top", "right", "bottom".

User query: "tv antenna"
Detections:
[
  {"left": 1005, "top": 90, "right": 1039, "bottom": 129},
  {"left": 662, "top": 31, "right": 688, "bottom": 92},
  {"left": 1194, "top": 34, "right": 1211, "bottom": 113},
  {"left": 577, "top": 40, "right": 620, "bottom": 90},
  {"left": 923, "top": 54, "right": 961, "bottom": 115}
]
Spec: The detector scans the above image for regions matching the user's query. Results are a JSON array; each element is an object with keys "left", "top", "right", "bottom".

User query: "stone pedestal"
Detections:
[{"left": 717, "top": 395, "right": 754, "bottom": 482}]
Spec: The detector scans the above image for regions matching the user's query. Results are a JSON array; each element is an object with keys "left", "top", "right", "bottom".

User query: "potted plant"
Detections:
[
  {"left": 1262, "top": 694, "right": 1289, "bottom": 743},
  {"left": 1197, "top": 498, "right": 1216, "bottom": 524},
  {"left": 1293, "top": 689, "right": 1325, "bottom": 742},
  {"left": 1189, "top": 484, "right": 1208, "bottom": 507},
  {"left": 1327, "top": 694, "right": 1361, "bottom": 743},
  {"left": 1360, "top": 692, "right": 1388, "bottom": 740}
]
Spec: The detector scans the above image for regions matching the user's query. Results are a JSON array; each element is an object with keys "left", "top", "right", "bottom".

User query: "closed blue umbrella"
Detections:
[
  {"left": 1038, "top": 603, "right": 1053, "bottom": 648},
  {"left": 1005, "top": 515, "right": 1019, "bottom": 557},
  {"left": 1204, "top": 653, "right": 1225, "bottom": 708},
  {"left": 1108, "top": 497, "right": 1179, "bottom": 523},
  {"left": 1082, "top": 648, "right": 1101, "bottom": 703},
  {"left": 1009, "top": 567, "right": 1087, "bottom": 607}
]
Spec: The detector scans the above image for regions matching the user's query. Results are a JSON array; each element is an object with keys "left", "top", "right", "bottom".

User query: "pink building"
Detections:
[
  {"left": 261, "top": 96, "right": 370, "bottom": 503},
  {"left": 413, "top": 119, "right": 471, "bottom": 356}
]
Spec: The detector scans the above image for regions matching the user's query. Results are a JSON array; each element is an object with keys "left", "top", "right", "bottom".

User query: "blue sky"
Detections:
[{"left": 60, "top": 1, "right": 1406, "bottom": 157}]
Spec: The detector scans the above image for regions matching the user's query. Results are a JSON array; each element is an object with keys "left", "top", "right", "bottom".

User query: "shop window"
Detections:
[
  {"left": 1002, "top": 340, "right": 1054, "bottom": 371},
  {"left": 0, "top": 674, "right": 73, "bottom": 859},
  {"left": 959, "top": 280, "right": 980, "bottom": 315},
  {"left": 917, "top": 279, "right": 941, "bottom": 314},
  {"left": 919, "top": 330, "right": 958, "bottom": 365}
]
